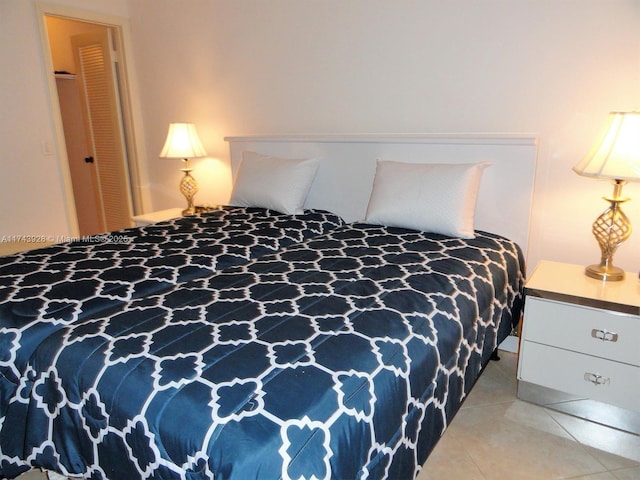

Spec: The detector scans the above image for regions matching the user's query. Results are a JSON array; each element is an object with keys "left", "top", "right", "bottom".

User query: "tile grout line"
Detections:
[
  {"left": 461, "top": 404, "right": 491, "bottom": 480},
  {"left": 541, "top": 406, "right": 613, "bottom": 477}
]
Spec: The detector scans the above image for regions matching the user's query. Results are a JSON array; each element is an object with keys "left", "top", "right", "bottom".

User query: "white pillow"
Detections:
[
  {"left": 364, "top": 160, "right": 489, "bottom": 238},
  {"left": 229, "top": 151, "right": 320, "bottom": 215}
]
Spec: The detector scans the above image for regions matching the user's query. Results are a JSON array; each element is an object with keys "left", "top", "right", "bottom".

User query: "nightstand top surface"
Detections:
[
  {"left": 132, "top": 208, "right": 183, "bottom": 223},
  {"left": 526, "top": 261, "right": 640, "bottom": 311}
]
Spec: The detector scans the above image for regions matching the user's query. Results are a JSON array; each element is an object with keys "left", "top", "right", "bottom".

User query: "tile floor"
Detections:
[
  {"left": 418, "top": 351, "right": 640, "bottom": 480},
  {"left": 14, "top": 351, "right": 640, "bottom": 480}
]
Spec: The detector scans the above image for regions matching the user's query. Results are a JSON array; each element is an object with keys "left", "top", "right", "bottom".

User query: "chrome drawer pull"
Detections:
[
  {"left": 591, "top": 329, "right": 619, "bottom": 342},
  {"left": 583, "top": 372, "right": 610, "bottom": 386}
]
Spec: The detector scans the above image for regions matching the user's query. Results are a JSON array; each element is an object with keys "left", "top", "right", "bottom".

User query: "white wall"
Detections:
[
  {"left": 2, "top": 0, "right": 640, "bottom": 276},
  {"left": 127, "top": 0, "right": 640, "bottom": 273},
  {"left": 1, "top": 0, "right": 70, "bottom": 239}
]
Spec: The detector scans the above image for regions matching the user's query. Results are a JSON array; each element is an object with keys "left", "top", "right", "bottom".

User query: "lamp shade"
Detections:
[
  {"left": 159, "top": 123, "right": 207, "bottom": 159},
  {"left": 573, "top": 112, "right": 640, "bottom": 181}
]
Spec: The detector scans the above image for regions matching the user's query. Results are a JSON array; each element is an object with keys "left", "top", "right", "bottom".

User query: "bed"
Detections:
[
  {"left": 0, "top": 207, "right": 344, "bottom": 420},
  {"left": 0, "top": 207, "right": 344, "bottom": 323},
  {"left": 0, "top": 134, "right": 537, "bottom": 480}
]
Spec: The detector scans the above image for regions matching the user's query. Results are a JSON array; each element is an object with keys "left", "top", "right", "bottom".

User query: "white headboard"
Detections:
[{"left": 225, "top": 134, "right": 538, "bottom": 257}]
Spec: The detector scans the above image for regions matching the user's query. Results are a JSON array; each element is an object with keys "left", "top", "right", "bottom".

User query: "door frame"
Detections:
[{"left": 36, "top": 2, "right": 150, "bottom": 236}]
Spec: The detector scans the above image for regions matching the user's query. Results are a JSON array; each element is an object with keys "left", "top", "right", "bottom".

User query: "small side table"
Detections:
[
  {"left": 131, "top": 208, "right": 183, "bottom": 227},
  {"left": 517, "top": 260, "right": 640, "bottom": 435}
]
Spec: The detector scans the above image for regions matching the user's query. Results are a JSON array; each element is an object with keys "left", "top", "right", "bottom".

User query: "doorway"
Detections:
[{"left": 38, "top": 6, "right": 144, "bottom": 236}]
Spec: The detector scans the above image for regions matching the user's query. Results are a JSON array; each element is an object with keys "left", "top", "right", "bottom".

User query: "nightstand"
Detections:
[
  {"left": 517, "top": 260, "right": 640, "bottom": 435},
  {"left": 131, "top": 208, "right": 183, "bottom": 227}
]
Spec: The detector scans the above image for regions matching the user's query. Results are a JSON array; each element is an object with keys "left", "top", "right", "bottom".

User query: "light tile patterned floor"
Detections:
[
  {"left": 418, "top": 352, "right": 640, "bottom": 480},
  {"left": 14, "top": 352, "right": 640, "bottom": 480}
]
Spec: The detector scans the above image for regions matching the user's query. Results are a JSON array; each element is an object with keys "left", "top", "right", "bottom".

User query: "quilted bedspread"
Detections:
[
  {"left": 0, "top": 207, "right": 342, "bottom": 394},
  {"left": 0, "top": 207, "right": 343, "bottom": 324},
  {"left": 0, "top": 224, "right": 524, "bottom": 480}
]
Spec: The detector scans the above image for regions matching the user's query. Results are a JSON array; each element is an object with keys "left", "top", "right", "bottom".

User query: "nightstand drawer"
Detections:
[
  {"left": 523, "top": 297, "right": 640, "bottom": 366},
  {"left": 519, "top": 341, "right": 639, "bottom": 411}
]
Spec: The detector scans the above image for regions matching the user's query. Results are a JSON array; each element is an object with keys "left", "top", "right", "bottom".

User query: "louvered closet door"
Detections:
[{"left": 72, "top": 30, "right": 133, "bottom": 232}]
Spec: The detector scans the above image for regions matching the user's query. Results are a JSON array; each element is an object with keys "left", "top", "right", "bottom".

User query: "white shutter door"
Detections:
[{"left": 72, "top": 30, "right": 132, "bottom": 232}]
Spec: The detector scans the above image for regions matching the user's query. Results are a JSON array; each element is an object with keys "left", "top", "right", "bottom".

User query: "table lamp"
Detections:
[
  {"left": 159, "top": 123, "right": 207, "bottom": 215},
  {"left": 573, "top": 111, "right": 640, "bottom": 281}
]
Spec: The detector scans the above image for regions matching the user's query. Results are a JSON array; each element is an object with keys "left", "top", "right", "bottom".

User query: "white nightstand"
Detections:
[
  {"left": 517, "top": 260, "right": 640, "bottom": 434},
  {"left": 131, "top": 208, "right": 184, "bottom": 227}
]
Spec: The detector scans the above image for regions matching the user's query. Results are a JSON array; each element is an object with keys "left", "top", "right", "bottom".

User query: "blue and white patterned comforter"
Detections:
[
  {"left": 0, "top": 207, "right": 344, "bottom": 323},
  {"left": 0, "top": 207, "right": 343, "bottom": 397},
  {"left": 0, "top": 224, "right": 524, "bottom": 480}
]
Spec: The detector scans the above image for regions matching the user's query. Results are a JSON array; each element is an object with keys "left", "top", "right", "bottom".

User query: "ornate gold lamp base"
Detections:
[
  {"left": 180, "top": 159, "right": 199, "bottom": 216},
  {"left": 585, "top": 263, "right": 625, "bottom": 281},
  {"left": 584, "top": 179, "right": 631, "bottom": 282}
]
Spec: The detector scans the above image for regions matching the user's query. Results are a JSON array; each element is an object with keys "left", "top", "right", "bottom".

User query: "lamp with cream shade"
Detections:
[
  {"left": 573, "top": 111, "right": 640, "bottom": 281},
  {"left": 159, "top": 123, "right": 207, "bottom": 216}
]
